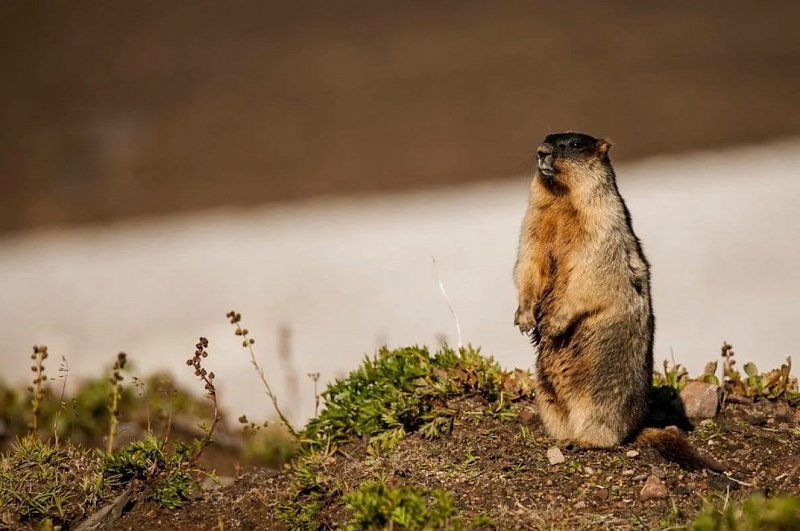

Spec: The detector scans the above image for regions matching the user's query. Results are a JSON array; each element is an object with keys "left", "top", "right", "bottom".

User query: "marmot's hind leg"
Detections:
[
  {"left": 567, "top": 404, "right": 628, "bottom": 449},
  {"left": 536, "top": 395, "right": 573, "bottom": 441}
]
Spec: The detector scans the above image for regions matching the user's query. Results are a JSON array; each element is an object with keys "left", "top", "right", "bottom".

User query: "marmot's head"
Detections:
[{"left": 535, "top": 132, "right": 613, "bottom": 192}]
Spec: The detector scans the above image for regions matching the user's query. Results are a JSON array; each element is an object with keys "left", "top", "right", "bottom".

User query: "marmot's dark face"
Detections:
[{"left": 535, "top": 132, "right": 612, "bottom": 189}]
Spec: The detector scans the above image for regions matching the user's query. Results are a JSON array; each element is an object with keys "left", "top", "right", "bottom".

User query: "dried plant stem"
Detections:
[
  {"left": 108, "top": 389, "right": 119, "bottom": 452},
  {"left": 186, "top": 337, "right": 221, "bottom": 465},
  {"left": 308, "top": 372, "right": 321, "bottom": 418},
  {"left": 107, "top": 352, "right": 127, "bottom": 453},
  {"left": 53, "top": 355, "right": 69, "bottom": 445},
  {"left": 432, "top": 257, "right": 462, "bottom": 349},
  {"left": 29, "top": 345, "right": 49, "bottom": 435},
  {"left": 191, "top": 385, "right": 219, "bottom": 466},
  {"left": 226, "top": 311, "right": 297, "bottom": 437}
]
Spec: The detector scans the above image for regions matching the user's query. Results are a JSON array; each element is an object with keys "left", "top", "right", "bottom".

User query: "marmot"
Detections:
[{"left": 514, "top": 132, "right": 724, "bottom": 472}]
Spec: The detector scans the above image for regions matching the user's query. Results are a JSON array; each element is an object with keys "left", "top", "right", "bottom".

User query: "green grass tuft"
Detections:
[{"left": 0, "top": 436, "right": 107, "bottom": 528}]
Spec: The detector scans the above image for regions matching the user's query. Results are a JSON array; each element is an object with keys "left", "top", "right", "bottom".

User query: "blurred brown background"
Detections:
[{"left": 2, "top": 1, "right": 799, "bottom": 234}]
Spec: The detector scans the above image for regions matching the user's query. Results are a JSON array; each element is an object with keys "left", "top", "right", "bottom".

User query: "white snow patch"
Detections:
[{"left": 1, "top": 140, "right": 799, "bottom": 424}]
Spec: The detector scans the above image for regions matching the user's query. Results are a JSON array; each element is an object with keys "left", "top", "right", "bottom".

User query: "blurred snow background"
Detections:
[{"left": 1, "top": 140, "right": 798, "bottom": 425}]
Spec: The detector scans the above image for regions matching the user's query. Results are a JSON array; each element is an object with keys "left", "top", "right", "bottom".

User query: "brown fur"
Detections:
[{"left": 514, "top": 132, "right": 723, "bottom": 472}]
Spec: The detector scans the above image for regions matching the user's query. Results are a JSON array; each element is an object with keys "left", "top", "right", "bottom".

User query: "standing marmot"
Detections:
[{"left": 514, "top": 132, "right": 723, "bottom": 471}]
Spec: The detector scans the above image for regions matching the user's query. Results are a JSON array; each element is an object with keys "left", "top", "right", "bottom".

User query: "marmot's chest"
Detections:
[{"left": 533, "top": 203, "right": 585, "bottom": 275}]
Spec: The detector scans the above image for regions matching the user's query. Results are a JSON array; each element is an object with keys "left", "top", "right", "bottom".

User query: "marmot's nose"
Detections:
[
  {"left": 537, "top": 143, "right": 555, "bottom": 171},
  {"left": 536, "top": 143, "right": 554, "bottom": 159}
]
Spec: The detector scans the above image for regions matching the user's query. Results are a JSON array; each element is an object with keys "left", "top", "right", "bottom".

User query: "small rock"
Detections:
[
  {"left": 574, "top": 501, "right": 587, "bottom": 510},
  {"left": 707, "top": 474, "right": 740, "bottom": 491},
  {"left": 200, "top": 475, "right": 235, "bottom": 491},
  {"left": 518, "top": 409, "right": 535, "bottom": 423},
  {"left": 584, "top": 467, "right": 595, "bottom": 475},
  {"left": 679, "top": 381, "right": 721, "bottom": 419},
  {"left": 650, "top": 466, "right": 666, "bottom": 479},
  {"left": 594, "top": 488, "right": 609, "bottom": 501},
  {"left": 547, "top": 446, "right": 566, "bottom": 465},
  {"left": 639, "top": 475, "right": 669, "bottom": 500},
  {"left": 633, "top": 474, "right": 648, "bottom": 482},
  {"left": 626, "top": 450, "right": 640, "bottom": 458},
  {"left": 622, "top": 469, "right": 635, "bottom": 476}
]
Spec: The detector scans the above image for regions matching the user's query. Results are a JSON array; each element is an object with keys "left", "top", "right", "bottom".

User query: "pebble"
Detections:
[
  {"left": 547, "top": 446, "right": 566, "bottom": 465},
  {"left": 650, "top": 466, "right": 666, "bottom": 479},
  {"left": 639, "top": 475, "right": 669, "bottom": 500},
  {"left": 200, "top": 475, "right": 235, "bottom": 491},
  {"left": 626, "top": 450, "right": 640, "bottom": 458},
  {"left": 574, "top": 501, "right": 587, "bottom": 510},
  {"left": 584, "top": 467, "right": 595, "bottom": 475},
  {"left": 622, "top": 469, "right": 635, "bottom": 476},
  {"left": 594, "top": 488, "right": 609, "bottom": 501},
  {"left": 707, "top": 474, "right": 740, "bottom": 491}
]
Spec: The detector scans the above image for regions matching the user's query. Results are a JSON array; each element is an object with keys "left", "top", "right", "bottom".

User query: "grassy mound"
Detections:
[{"left": 1, "top": 326, "right": 799, "bottom": 529}]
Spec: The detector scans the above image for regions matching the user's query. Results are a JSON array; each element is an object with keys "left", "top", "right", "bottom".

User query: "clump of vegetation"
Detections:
[
  {"left": 652, "top": 342, "right": 800, "bottom": 407},
  {"left": 1, "top": 364, "right": 216, "bottom": 452},
  {"left": 276, "top": 345, "right": 532, "bottom": 527},
  {"left": 102, "top": 337, "right": 222, "bottom": 509},
  {"left": 690, "top": 493, "right": 800, "bottom": 530},
  {"left": 276, "top": 454, "right": 338, "bottom": 529},
  {"left": 1, "top": 336, "right": 226, "bottom": 528},
  {"left": 652, "top": 358, "right": 689, "bottom": 391},
  {"left": 719, "top": 342, "right": 800, "bottom": 404},
  {"left": 301, "top": 345, "right": 534, "bottom": 455},
  {"left": 0, "top": 436, "right": 107, "bottom": 529},
  {"left": 342, "top": 480, "right": 464, "bottom": 530},
  {"left": 103, "top": 433, "right": 210, "bottom": 510},
  {"left": 238, "top": 417, "right": 299, "bottom": 469}
]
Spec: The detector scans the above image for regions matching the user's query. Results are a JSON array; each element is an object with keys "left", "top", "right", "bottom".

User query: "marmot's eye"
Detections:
[{"left": 571, "top": 141, "right": 580, "bottom": 149}]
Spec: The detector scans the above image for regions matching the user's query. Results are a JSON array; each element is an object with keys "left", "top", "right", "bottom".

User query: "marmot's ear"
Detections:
[{"left": 597, "top": 138, "right": 613, "bottom": 156}]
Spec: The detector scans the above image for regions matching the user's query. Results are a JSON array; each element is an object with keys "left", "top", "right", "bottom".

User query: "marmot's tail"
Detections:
[{"left": 636, "top": 426, "right": 726, "bottom": 473}]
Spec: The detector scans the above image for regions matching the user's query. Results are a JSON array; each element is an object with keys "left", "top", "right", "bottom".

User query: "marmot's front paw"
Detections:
[{"left": 514, "top": 305, "right": 536, "bottom": 333}]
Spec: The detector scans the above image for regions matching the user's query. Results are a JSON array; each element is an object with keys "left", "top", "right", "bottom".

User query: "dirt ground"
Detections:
[
  {"left": 111, "top": 396, "right": 800, "bottom": 530},
  {"left": 1, "top": 1, "right": 800, "bottom": 233}
]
